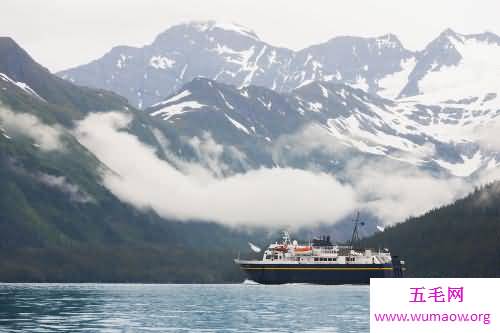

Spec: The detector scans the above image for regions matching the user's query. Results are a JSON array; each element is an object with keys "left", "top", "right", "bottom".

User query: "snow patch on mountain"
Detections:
[
  {"left": 351, "top": 76, "right": 369, "bottom": 91},
  {"left": 225, "top": 114, "right": 250, "bottom": 134},
  {"left": 149, "top": 56, "right": 176, "bottom": 69},
  {"left": 418, "top": 34, "right": 500, "bottom": 102},
  {"left": 0, "top": 126, "right": 11, "bottom": 140},
  {"left": 190, "top": 21, "right": 260, "bottom": 41},
  {"left": 151, "top": 89, "right": 192, "bottom": 108},
  {"left": 378, "top": 57, "right": 416, "bottom": 99},
  {"left": 116, "top": 54, "right": 132, "bottom": 69},
  {"left": 150, "top": 100, "right": 207, "bottom": 120},
  {"left": 0, "top": 72, "right": 45, "bottom": 101},
  {"left": 435, "top": 151, "right": 483, "bottom": 177},
  {"left": 58, "top": 22, "right": 417, "bottom": 109}
]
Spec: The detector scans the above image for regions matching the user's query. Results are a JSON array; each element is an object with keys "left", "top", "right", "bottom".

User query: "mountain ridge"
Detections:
[
  {"left": 57, "top": 21, "right": 421, "bottom": 108},
  {"left": 363, "top": 181, "right": 500, "bottom": 277},
  {"left": 0, "top": 37, "right": 270, "bottom": 282},
  {"left": 144, "top": 76, "right": 500, "bottom": 179},
  {"left": 3, "top": 27, "right": 500, "bottom": 281}
]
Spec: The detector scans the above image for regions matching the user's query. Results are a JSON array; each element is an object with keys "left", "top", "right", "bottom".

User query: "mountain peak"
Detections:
[
  {"left": 421, "top": 28, "right": 464, "bottom": 52},
  {"left": 435, "top": 29, "right": 500, "bottom": 44},
  {"left": 374, "top": 33, "right": 404, "bottom": 49},
  {"left": 0, "top": 36, "right": 51, "bottom": 82},
  {"left": 0, "top": 36, "right": 33, "bottom": 61},
  {"left": 327, "top": 33, "right": 404, "bottom": 46},
  {"left": 466, "top": 31, "right": 500, "bottom": 44},
  {"left": 0, "top": 37, "right": 129, "bottom": 114},
  {"left": 184, "top": 77, "right": 220, "bottom": 90},
  {"left": 173, "top": 20, "right": 260, "bottom": 40},
  {"left": 438, "top": 28, "right": 462, "bottom": 41},
  {"left": 0, "top": 36, "right": 20, "bottom": 49}
]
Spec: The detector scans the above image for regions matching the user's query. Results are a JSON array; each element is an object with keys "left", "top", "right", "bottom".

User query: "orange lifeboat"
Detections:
[
  {"left": 294, "top": 245, "right": 312, "bottom": 254},
  {"left": 274, "top": 244, "right": 288, "bottom": 252}
]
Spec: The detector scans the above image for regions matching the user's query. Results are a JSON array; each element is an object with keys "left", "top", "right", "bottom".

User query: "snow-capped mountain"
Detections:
[
  {"left": 58, "top": 21, "right": 415, "bottom": 109},
  {"left": 292, "top": 34, "right": 415, "bottom": 97},
  {"left": 146, "top": 77, "right": 500, "bottom": 178},
  {"left": 57, "top": 23, "right": 500, "bottom": 179},
  {"left": 149, "top": 77, "right": 304, "bottom": 139},
  {"left": 293, "top": 81, "right": 500, "bottom": 177},
  {"left": 398, "top": 29, "right": 500, "bottom": 103},
  {"left": 0, "top": 36, "right": 131, "bottom": 119}
]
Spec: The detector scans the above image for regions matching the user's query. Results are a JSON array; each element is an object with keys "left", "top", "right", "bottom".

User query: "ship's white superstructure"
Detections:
[
  {"left": 235, "top": 214, "right": 405, "bottom": 284},
  {"left": 257, "top": 232, "right": 393, "bottom": 265}
]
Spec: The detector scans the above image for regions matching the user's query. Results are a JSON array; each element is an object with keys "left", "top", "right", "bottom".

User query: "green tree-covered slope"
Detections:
[
  {"left": 0, "top": 37, "right": 265, "bottom": 282},
  {"left": 363, "top": 183, "right": 500, "bottom": 277}
]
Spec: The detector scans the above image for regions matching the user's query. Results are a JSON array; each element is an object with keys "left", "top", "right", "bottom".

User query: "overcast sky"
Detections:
[{"left": 2, "top": 0, "right": 500, "bottom": 72}]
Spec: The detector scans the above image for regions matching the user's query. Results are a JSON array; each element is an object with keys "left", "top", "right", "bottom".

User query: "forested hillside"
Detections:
[
  {"left": 363, "top": 183, "right": 500, "bottom": 277},
  {"left": 0, "top": 37, "right": 267, "bottom": 283}
]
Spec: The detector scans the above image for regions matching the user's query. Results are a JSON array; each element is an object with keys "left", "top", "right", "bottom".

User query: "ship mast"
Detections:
[
  {"left": 349, "top": 212, "right": 364, "bottom": 251},
  {"left": 282, "top": 231, "right": 291, "bottom": 245}
]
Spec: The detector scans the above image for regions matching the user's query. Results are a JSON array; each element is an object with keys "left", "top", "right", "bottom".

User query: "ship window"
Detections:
[
  {"left": 273, "top": 255, "right": 278, "bottom": 260},
  {"left": 266, "top": 255, "right": 271, "bottom": 260},
  {"left": 332, "top": 258, "right": 337, "bottom": 261},
  {"left": 314, "top": 258, "right": 318, "bottom": 262}
]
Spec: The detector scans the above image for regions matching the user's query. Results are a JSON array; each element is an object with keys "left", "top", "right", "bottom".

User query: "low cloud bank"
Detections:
[
  {"left": 0, "top": 107, "right": 63, "bottom": 151},
  {"left": 38, "top": 173, "right": 94, "bottom": 203},
  {"left": 1, "top": 105, "right": 496, "bottom": 227},
  {"left": 75, "top": 112, "right": 357, "bottom": 226},
  {"left": 475, "top": 120, "right": 500, "bottom": 151},
  {"left": 73, "top": 112, "right": 499, "bottom": 227},
  {"left": 345, "top": 160, "right": 469, "bottom": 223}
]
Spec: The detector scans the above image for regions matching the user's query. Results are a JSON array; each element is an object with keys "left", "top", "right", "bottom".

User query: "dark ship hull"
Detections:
[{"left": 237, "top": 261, "right": 402, "bottom": 285}]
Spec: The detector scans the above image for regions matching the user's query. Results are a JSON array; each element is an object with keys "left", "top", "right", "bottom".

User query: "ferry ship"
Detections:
[{"left": 235, "top": 214, "right": 405, "bottom": 284}]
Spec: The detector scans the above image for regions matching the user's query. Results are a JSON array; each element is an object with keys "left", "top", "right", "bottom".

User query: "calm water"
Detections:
[{"left": 0, "top": 283, "right": 369, "bottom": 333}]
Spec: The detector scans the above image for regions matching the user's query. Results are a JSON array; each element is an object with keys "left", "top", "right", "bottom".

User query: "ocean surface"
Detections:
[{"left": 0, "top": 283, "right": 369, "bottom": 333}]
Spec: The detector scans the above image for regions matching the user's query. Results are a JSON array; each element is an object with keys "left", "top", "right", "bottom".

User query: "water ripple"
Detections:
[{"left": 0, "top": 283, "right": 369, "bottom": 332}]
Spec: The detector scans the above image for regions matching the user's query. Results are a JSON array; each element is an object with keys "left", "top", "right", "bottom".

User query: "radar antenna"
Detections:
[{"left": 282, "top": 231, "right": 291, "bottom": 245}]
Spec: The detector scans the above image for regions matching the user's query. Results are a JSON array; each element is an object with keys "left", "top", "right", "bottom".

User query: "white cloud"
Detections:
[
  {"left": 271, "top": 123, "right": 348, "bottom": 165},
  {"left": 345, "top": 159, "right": 469, "bottom": 224},
  {"left": 474, "top": 120, "right": 500, "bottom": 151},
  {"left": 2, "top": 105, "right": 498, "bottom": 228},
  {"left": 185, "top": 132, "right": 247, "bottom": 177},
  {"left": 269, "top": 124, "right": 498, "bottom": 224},
  {"left": 73, "top": 111, "right": 500, "bottom": 228},
  {"left": 0, "top": 107, "right": 64, "bottom": 151},
  {"left": 74, "top": 112, "right": 357, "bottom": 226},
  {"left": 38, "top": 173, "right": 94, "bottom": 203}
]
